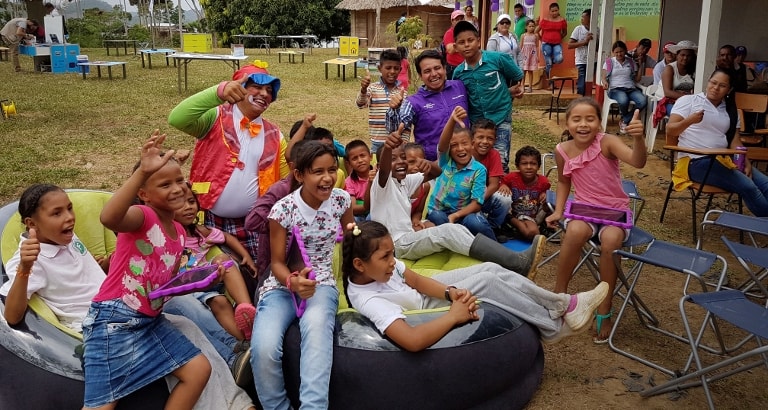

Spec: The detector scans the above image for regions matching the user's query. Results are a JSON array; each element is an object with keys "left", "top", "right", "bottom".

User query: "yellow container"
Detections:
[
  {"left": 182, "top": 33, "right": 213, "bottom": 53},
  {"left": 339, "top": 36, "right": 359, "bottom": 57}
]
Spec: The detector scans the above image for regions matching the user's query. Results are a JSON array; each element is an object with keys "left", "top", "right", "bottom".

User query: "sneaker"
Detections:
[
  {"left": 520, "top": 235, "right": 546, "bottom": 280},
  {"left": 230, "top": 347, "right": 253, "bottom": 388},
  {"left": 564, "top": 282, "right": 610, "bottom": 331},
  {"left": 618, "top": 122, "right": 628, "bottom": 135},
  {"left": 234, "top": 303, "right": 256, "bottom": 340}
]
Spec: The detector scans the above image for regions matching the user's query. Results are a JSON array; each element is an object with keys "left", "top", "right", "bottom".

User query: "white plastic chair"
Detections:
[
  {"left": 643, "top": 84, "right": 660, "bottom": 153},
  {"left": 601, "top": 90, "right": 620, "bottom": 131}
]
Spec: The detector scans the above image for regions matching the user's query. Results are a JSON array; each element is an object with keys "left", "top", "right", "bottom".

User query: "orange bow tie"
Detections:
[{"left": 240, "top": 117, "right": 262, "bottom": 137}]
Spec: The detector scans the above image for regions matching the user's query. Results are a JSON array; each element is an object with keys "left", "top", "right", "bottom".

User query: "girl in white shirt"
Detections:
[{"left": 341, "top": 221, "right": 609, "bottom": 351}]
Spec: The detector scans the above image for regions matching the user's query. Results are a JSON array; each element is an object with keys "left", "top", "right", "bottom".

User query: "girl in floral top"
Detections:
[
  {"left": 83, "top": 131, "right": 211, "bottom": 409},
  {"left": 251, "top": 141, "right": 353, "bottom": 409}
]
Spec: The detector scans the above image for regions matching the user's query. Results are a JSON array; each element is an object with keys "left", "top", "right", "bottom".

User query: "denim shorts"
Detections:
[
  {"left": 81, "top": 299, "right": 201, "bottom": 407},
  {"left": 193, "top": 282, "right": 226, "bottom": 307}
]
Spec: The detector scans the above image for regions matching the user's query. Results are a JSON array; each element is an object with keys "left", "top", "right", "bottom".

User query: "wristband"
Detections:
[
  {"left": 445, "top": 286, "right": 457, "bottom": 302},
  {"left": 286, "top": 272, "right": 298, "bottom": 291}
]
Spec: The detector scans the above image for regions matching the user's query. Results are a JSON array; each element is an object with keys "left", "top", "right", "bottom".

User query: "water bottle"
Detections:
[{"left": 733, "top": 146, "right": 747, "bottom": 173}]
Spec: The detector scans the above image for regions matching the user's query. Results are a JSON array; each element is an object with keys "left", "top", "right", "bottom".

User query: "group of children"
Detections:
[{"left": 1, "top": 32, "right": 649, "bottom": 407}]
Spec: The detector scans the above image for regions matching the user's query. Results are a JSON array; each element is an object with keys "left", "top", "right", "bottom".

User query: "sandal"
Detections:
[{"left": 593, "top": 310, "right": 613, "bottom": 344}]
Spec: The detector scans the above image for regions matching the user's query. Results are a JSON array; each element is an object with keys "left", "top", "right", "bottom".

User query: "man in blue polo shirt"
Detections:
[{"left": 453, "top": 21, "right": 524, "bottom": 173}]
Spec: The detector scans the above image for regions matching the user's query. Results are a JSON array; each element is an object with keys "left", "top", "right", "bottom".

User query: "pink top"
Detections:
[
  {"left": 182, "top": 226, "right": 225, "bottom": 269},
  {"left": 93, "top": 205, "right": 185, "bottom": 316},
  {"left": 345, "top": 176, "right": 369, "bottom": 204},
  {"left": 397, "top": 59, "right": 410, "bottom": 90},
  {"left": 556, "top": 132, "right": 629, "bottom": 210}
]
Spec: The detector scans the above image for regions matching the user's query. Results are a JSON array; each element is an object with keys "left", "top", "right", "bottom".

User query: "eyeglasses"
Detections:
[{"left": 499, "top": 21, "right": 511, "bottom": 25}]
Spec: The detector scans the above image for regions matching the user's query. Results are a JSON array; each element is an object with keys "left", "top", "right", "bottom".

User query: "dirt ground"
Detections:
[{"left": 513, "top": 109, "right": 767, "bottom": 409}]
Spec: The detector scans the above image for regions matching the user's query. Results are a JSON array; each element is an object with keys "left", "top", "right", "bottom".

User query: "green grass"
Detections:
[{"left": 0, "top": 47, "right": 562, "bottom": 204}]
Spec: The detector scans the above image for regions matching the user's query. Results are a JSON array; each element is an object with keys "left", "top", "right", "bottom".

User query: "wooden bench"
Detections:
[
  {"left": 0, "top": 47, "right": 9, "bottom": 62},
  {"left": 77, "top": 61, "right": 127, "bottom": 80},
  {"left": 323, "top": 58, "right": 358, "bottom": 82},
  {"left": 277, "top": 50, "right": 304, "bottom": 63}
]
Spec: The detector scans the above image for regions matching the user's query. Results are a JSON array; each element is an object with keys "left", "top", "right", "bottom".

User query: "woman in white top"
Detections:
[
  {"left": 668, "top": 69, "right": 768, "bottom": 216},
  {"left": 659, "top": 40, "right": 697, "bottom": 113},
  {"left": 602, "top": 40, "right": 646, "bottom": 134},
  {"left": 486, "top": 14, "right": 520, "bottom": 66}
]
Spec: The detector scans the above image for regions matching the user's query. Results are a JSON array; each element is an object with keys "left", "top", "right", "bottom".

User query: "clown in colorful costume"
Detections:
[{"left": 169, "top": 62, "right": 290, "bottom": 261}]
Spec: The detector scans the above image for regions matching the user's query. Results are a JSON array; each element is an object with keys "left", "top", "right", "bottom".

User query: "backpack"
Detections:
[{"left": 605, "top": 56, "right": 636, "bottom": 80}]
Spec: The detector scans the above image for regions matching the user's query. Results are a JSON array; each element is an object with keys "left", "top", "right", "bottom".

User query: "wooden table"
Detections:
[
  {"left": 170, "top": 53, "right": 249, "bottom": 93},
  {"left": 323, "top": 58, "right": 358, "bottom": 81},
  {"left": 278, "top": 51, "right": 304, "bottom": 63},
  {"left": 139, "top": 48, "right": 176, "bottom": 69},
  {"left": 77, "top": 61, "right": 127, "bottom": 80},
  {"left": 103, "top": 39, "right": 138, "bottom": 56}
]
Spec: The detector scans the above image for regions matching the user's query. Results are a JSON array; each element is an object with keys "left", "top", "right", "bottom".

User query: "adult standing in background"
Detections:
[
  {"left": 443, "top": 9, "right": 465, "bottom": 79},
  {"left": 513, "top": 3, "right": 531, "bottom": 41},
  {"left": 1, "top": 18, "right": 35, "bottom": 72},
  {"left": 568, "top": 9, "right": 593, "bottom": 95},
  {"left": 464, "top": 5, "right": 479, "bottom": 30},
  {"left": 487, "top": 14, "right": 519, "bottom": 67},
  {"left": 535, "top": 2, "right": 567, "bottom": 81}
]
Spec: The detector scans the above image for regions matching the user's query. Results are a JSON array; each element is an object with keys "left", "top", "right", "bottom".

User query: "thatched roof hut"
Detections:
[{"left": 336, "top": 0, "right": 455, "bottom": 48}]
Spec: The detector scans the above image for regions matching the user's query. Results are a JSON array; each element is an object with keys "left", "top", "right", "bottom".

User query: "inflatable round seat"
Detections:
[{"left": 278, "top": 249, "right": 544, "bottom": 410}]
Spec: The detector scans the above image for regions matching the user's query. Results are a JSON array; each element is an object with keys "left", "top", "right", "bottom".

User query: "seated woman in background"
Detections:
[
  {"left": 667, "top": 69, "right": 768, "bottom": 217},
  {"left": 602, "top": 40, "right": 646, "bottom": 134},
  {"left": 655, "top": 40, "right": 697, "bottom": 124}
]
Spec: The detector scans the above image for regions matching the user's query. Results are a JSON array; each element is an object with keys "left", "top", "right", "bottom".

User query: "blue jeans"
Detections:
[
  {"left": 495, "top": 117, "right": 512, "bottom": 173},
  {"left": 370, "top": 140, "right": 384, "bottom": 156},
  {"left": 688, "top": 157, "right": 768, "bottom": 217},
  {"left": 608, "top": 87, "right": 646, "bottom": 125},
  {"left": 251, "top": 286, "right": 338, "bottom": 410},
  {"left": 427, "top": 210, "right": 496, "bottom": 240},
  {"left": 541, "top": 43, "right": 563, "bottom": 78},
  {"left": 483, "top": 193, "right": 511, "bottom": 229},
  {"left": 576, "top": 64, "right": 587, "bottom": 95},
  {"left": 163, "top": 294, "right": 238, "bottom": 367}
]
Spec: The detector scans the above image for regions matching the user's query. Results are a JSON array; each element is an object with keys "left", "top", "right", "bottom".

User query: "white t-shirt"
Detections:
[
  {"left": 603, "top": 57, "right": 636, "bottom": 89},
  {"left": 0, "top": 233, "right": 104, "bottom": 332},
  {"left": 671, "top": 93, "right": 731, "bottom": 160},
  {"left": 570, "top": 25, "right": 590, "bottom": 65},
  {"left": 1, "top": 18, "right": 27, "bottom": 39},
  {"left": 370, "top": 172, "right": 424, "bottom": 242},
  {"left": 210, "top": 105, "right": 284, "bottom": 218},
  {"left": 347, "top": 258, "right": 425, "bottom": 333}
]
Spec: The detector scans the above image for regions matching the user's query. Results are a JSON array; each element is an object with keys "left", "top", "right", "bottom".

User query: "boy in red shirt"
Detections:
[
  {"left": 499, "top": 146, "right": 551, "bottom": 240},
  {"left": 470, "top": 119, "right": 511, "bottom": 241}
]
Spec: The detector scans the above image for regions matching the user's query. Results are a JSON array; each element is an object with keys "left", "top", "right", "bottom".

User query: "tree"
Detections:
[{"left": 200, "top": 0, "right": 349, "bottom": 45}]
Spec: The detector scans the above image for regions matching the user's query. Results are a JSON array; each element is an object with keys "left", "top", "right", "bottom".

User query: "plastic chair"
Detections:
[
  {"left": 611, "top": 240, "right": 729, "bottom": 375},
  {"left": 641, "top": 290, "right": 768, "bottom": 409},
  {"left": 643, "top": 84, "right": 660, "bottom": 153},
  {"left": 600, "top": 90, "right": 620, "bottom": 131}
]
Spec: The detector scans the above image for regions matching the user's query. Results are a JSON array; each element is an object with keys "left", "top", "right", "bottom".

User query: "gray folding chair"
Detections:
[
  {"left": 610, "top": 240, "right": 729, "bottom": 376},
  {"left": 641, "top": 290, "right": 768, "bottom": 409}
]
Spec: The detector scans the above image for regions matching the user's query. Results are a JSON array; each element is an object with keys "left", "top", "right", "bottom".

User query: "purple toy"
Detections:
[
  {"left": 564, "top": 201, "right": 633, "bottom": 230},
  {"left": 149, "top": 260, "right": 234, "bottom": 300}
]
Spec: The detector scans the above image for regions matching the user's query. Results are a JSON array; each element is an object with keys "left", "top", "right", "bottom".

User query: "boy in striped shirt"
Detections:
[{"left": 356, "top": 49, "right": 408, "bottom": 153}]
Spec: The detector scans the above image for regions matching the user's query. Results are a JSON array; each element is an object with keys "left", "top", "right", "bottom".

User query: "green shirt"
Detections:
[
  {"left": 514, "top": 16, "right": 530, "bottom": 40},
  {"left": 453, "top": 50, "right": 523, "bottom": 125}
]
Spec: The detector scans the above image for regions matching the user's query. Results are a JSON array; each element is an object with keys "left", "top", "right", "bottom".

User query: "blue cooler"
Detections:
[{"left": 77, "top": 55, "right": 89, "bottom": 74}]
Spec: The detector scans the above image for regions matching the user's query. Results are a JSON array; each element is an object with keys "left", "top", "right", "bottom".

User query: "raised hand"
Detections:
[
  {"left": 220, "top": 75, "right": 251, "bottom": 104},
  {"left": 302, "top": 113, "right": 317, "bottom": 128},
  {"left": 138, "top": 130, "right": 176, "bottom": 176},
  {"left": 360, "top": 69, "right": 371, "bottom": 92},
  {"left": 389, "top": 88, "right": 406, "bottom": 109},
  {"left": 625, "top": 109, "right": 644, "bottom": 137},
  {"left": 18, "top": 228, "right": 40, "bottom": 275},
  {"left": 450, "top": 106, "right": 467, "bottom": 127},
  {"left": 385, "top": 123, "right": 405, "bottom": 149}
]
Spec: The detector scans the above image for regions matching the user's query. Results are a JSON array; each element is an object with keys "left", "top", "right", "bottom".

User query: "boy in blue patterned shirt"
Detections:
[{"left": 427, "top": 106, "right": 498, "bottom": 241}]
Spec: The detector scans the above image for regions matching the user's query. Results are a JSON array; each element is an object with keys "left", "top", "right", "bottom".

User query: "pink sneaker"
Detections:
[
  {"left": 618, "top": 122, "right": 628, "bottom": 135},
  {"left": 234, "top": 303, "right": 256, "bottom": 340}
]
